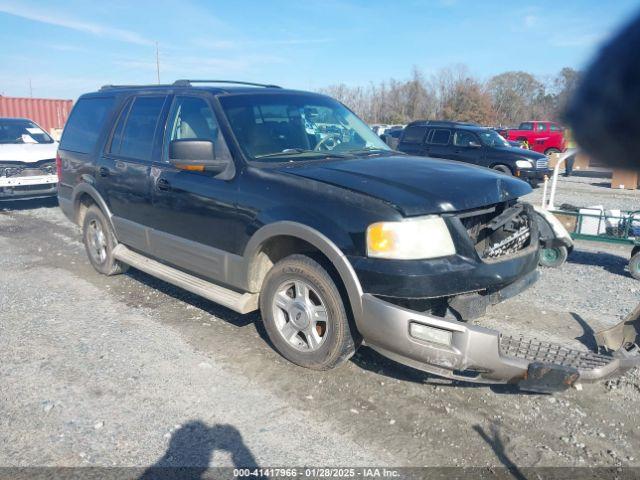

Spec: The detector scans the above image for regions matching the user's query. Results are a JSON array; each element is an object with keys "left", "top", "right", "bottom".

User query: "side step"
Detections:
[{"left": 113, "top": 244, "right": 259, "bottom": 314}]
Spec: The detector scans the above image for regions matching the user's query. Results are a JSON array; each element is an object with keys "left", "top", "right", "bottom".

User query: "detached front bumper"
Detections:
[
  {"left": 0, "top": 174, "right": 58, "bottom": 199},
  {"left": 359, "top": 294, "right": 640, "bottom": 393}
]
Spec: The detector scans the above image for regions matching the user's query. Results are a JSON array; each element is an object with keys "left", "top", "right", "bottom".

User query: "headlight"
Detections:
[
  {"left": 367, "top": 215, "right": 455, "bottom": 260},
  {"left": 516, "top": 159, "right": 534, "bottom": 169}
]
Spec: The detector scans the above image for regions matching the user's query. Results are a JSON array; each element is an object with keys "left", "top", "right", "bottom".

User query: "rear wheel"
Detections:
[
  {"left": 492, "top": 164, "right": 512, "bottom": 176},
  {"left": 629, "top": 252, "right": 640, "bottom": 280},
  {"left": 82, "top": 205, "right": 128, "bottom": 275},
  {"left": 539, "top": 246, "right": 568, "bottom": 268},
  {"left": 260, "top": 254, "right": 357, "bottom": 370}
]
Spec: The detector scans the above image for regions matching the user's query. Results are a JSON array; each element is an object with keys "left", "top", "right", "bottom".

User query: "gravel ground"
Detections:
[{"left": 1, "top": 178, "right": 639, "bottom": 471}]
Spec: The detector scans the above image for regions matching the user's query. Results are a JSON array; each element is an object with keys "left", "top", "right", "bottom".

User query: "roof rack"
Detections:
[
  {"left": 408, "top": 120, "right": 480, "bottom": 127},
  {"left": 99, "top": 83, "right": 175, "bottom": 91},
  {"left": 99, "top": 80, "right": 282, "bottom": 91},
  {"left": 172, "top": 80, "right": 282, "bottom": 88}
]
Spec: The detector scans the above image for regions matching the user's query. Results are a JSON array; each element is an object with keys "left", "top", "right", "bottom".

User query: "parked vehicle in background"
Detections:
[
  {"left": 397, "top": 120, "right": 550, "bottom": 187},
  {"left": 0, "top": 117, "right": 58, "bottom": 200},
  {"left": 370, "top": 124, "right": 389, "bottom": 135},
  {"left": 502, "top": 121, "right": 566, "bottom": 156},
  {"left": 380, "top": 127, "right": 403, "bottom": 149}
]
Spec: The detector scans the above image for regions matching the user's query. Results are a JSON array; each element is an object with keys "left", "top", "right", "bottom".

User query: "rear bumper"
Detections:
[
  {"left": 359, "top": 293, "right": 640, "bottom": 392},
  {"left": 0, "top": 174, "right": 58, "bottom": 200}
]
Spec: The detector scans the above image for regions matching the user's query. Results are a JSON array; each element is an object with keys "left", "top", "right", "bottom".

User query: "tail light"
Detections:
[{"left": 56, "top": 152, "right": 62, "bottom": 179}]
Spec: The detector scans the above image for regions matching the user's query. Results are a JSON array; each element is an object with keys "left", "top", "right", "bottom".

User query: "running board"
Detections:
[{"left": 113, "top": 244, "right": 258, "bottom": 314}]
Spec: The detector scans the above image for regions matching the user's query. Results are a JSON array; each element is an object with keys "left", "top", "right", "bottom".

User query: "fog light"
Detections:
[{"left": 409, "top": 322, "right": 452, "bottom": 346}]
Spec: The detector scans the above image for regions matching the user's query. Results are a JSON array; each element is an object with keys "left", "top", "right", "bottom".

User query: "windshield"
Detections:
[
  {"left": 0, "top": 119, "right": 54, "bottom": 144},
  {"left": 219, "top": 93, "right": 390, "bottom": 162},
  {"left": 478, "top": 130, "right": 510, "bottom": 148}
]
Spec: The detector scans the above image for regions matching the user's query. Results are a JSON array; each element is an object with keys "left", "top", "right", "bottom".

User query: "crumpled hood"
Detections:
[
  {"left": 277, "top": 155, "right": 532, "bottom": 216},
  {"left": 0, "top": 143, "right": 58, "bottom": 163}
]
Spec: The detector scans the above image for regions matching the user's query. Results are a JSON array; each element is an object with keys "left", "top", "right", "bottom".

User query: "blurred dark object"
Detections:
[{"left": 565, "top": 12, "right": 640, "bottom": 169}]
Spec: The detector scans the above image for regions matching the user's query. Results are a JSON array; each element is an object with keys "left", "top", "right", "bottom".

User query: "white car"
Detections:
[{"left": 0, "top": 117, "right": 58, "bottom": 200}]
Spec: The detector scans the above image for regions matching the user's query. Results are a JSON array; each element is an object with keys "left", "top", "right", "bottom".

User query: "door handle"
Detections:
[
  {"left": 98, "top": 167, "right": 109, "bottom": 177},
  {"left": 157, "top": 178, "right": 171, "bottom": 191}
]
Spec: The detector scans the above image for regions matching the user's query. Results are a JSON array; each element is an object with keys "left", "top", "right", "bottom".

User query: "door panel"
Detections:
[
  {"left": 423, "top": 128, "right": 452, "bottom": 158},
  {"left": 450, "top": 130, "right": 484, "bottom": 166},
  {"left": 96, "top": 95, "right": 168, "bottom": 251},
  {"left": 148, "top": 95, "right": 242, "bottom": 279}
]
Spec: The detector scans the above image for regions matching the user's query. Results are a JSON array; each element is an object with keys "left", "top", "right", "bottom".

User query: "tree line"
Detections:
[{"left": 320, "top": 65, "right": 580, "bottom": 127}]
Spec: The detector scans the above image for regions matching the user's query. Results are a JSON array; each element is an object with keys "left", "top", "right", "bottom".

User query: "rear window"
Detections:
[
  {"left": 60, "top": 97, "right": 115, "bottom": 154},
  {"left": 518, "top": 122, "right": 533, "bottom": 131},
  {"left": 400, "top": 125, "right": 427, "bottom": 144},
  {"left": 428, "top": 129, "right": 451, "bottom": 145}
]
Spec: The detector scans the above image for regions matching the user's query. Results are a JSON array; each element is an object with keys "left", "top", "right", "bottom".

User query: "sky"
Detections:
[{"left": 0, "top": 0, "right": 638, "bottom": 100}]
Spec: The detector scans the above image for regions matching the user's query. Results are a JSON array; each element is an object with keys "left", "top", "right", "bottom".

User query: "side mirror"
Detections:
[
  {"left": 169, "top": 139, "right": 228, "bottom": 174},
  {"left": 469, "top": 141, "right": 481, "bottom": 148}
]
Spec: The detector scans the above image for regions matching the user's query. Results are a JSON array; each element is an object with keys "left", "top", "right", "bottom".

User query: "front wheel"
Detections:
[
  {"left": 492, "top": 164, "right": 512, "bottom": 176},
  {"left": 259, "top": 254, "right": 357, "bottom": 370},
  {"left": 539, "top": 246, "right": 568, "bottom": 268},
  {"left": 545, "top": 148, "right": 561, "bottom": 157},
  {"left": 629, "top": 252, "right": 640, "bottom": 280}
]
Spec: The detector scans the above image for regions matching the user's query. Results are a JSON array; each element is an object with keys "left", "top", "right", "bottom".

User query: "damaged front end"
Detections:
[{"left": 360, "top": 296, "right": 640, "bottom": 393}]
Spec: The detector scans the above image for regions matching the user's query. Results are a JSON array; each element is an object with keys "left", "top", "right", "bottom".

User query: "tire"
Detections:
[
  {"left": 492, "top": 164, "right": 512, "bottom": 176},
  {"left": 545, "top": 148, "right": 561, "bottom": 156},
  {"left": 82, "top": 205, "right": 128, "bottom": 276},
  {"left": 259, "top": 254, "right": 357, "bottom": 370},
  {"left": 629, "top": 252, "right": 640, "bottom": 280},
  {"left": 539, "top": 246, "right": 568, "bottom": 268}
]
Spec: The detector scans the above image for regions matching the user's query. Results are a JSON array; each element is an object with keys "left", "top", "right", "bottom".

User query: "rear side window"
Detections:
[
  {"left": 518, "top": 122, "right": 533, "bottom": 131},
  {"left": 60, "top": 97, "right": 115, "bottom": 154},
  {"left": 536, "top": 123, "right": 547, "bottom": 132},
  {"left": 428, "top": 129, "right": 451, "bottom": 145},
  {"left": 117, "top": 96, "right": 166, "bottom": 161},
  {"left": 400, "top": 126, "right": 427, "bottom": 144}
]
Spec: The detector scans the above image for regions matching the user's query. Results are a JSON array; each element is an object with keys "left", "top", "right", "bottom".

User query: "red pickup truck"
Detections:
[{"left": 502, "top": 121, "right": 566, "bottom": 155}]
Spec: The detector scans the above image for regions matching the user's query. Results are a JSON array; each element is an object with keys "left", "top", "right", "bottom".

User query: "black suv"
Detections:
[
  {"left": 397, "top": 121, "right": 550, "bottom": 186},
  {"left": 57, "top": 80, "right": 631, "bottom": 391}
]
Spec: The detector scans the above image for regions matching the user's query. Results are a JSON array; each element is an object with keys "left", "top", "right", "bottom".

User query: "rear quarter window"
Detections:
[
  {"left": 60, "top": 97, "right": 116, "bottom": 154},
  {"left": 400, "top": 125, "right": 427, "bottom": 143}
]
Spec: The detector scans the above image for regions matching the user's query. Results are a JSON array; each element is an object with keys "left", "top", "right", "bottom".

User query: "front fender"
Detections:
[{"left": 242, "top": 220, "right": 365, "bottom": 325}]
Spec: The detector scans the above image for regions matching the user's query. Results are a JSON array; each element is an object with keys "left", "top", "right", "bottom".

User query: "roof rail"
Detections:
[
  {"left": 408, "top": 120, "right": 480, "bottom": 127},
  {"left": 173, "top": 80, "right": 281, "bottom": 88},
  {"left": 99, "top": 83, "right": 176, "bottom": 91}
]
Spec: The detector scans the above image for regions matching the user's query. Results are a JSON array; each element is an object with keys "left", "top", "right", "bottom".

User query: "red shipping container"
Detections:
[{"left": 0, "top": 96, "right": 73, "bottom": 132}]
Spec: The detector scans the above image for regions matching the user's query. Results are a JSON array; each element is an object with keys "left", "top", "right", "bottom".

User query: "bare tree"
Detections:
[{"left": 320, "top": 65, "right": 579, "bottom": 127}]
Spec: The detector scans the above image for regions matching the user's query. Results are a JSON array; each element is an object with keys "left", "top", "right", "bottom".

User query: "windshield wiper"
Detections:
[{"left": 254, "top": 149, "right": 351, "bottom": 160}]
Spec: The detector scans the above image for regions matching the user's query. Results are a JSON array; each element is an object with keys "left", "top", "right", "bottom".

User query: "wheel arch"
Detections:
[
  {"left": 243, "top": 222, "right": 364, "bottom": 324},
  {"left": 72, "top": 183, "right": 114, "bottom": 230}
]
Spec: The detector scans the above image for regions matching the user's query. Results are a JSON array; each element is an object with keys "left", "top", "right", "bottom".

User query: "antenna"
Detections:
[{"left": 155, "top": 42, "right": 161, "bottom": 84}]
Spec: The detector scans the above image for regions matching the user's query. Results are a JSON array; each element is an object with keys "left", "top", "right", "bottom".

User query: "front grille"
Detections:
[
  {"left": 0, "top": 160, "right": 56, "bottom": 177},
  {"left": 536, "top": 158, "right": 548, "bottom": 169},
  {"left": 500, "top": 335, "right": 612, "bottom": 371},
  {"left": 459, "top": 203, "right": 532, "bottom": 259}
]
